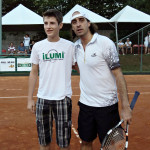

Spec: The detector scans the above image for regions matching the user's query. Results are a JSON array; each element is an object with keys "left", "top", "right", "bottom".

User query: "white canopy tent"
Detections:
[
  {"left": 63, "top": 4, "right": 109, "bottom": 24},
  {"left": 2, "top": 4, "right": 43, "bottom": 25},
  {"left": 110, "top": 5, "right": 150, "bottom": 50},
  {"left": 110, "top": 5, "right": 150, "bottom": 23}
]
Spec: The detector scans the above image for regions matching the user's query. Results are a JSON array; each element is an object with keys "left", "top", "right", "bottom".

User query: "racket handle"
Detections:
[{"left": 130, "top": 91, "right": 140, "bottom": 110}]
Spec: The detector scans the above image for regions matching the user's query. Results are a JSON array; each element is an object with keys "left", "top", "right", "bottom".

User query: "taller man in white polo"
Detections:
[{"left": 71, "top": 10, "right": 132, "bottom": 150}]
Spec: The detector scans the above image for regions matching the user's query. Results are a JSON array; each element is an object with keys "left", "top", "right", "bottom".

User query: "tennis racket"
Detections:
[{"left": 100, "top": 91, "right": 140, "bottom": 150}]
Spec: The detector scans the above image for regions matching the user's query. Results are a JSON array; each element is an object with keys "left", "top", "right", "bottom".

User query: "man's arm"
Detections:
[
  {"left": 112, "top": 67, "right": 132, "bottom": 128},
  {"left": 27, "top": 64, "right": 39, "bottom": 113}
]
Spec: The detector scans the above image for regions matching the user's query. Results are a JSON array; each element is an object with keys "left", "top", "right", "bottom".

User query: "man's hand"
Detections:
[
  {"left": 27, "top": 99, "right": 36, "bottom": 114},
  {"left": 121, "top": 106, "right": 132, "bottom": 129}
]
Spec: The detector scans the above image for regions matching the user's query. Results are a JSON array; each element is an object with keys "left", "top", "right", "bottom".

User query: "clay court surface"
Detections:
[{"left": 0, "top": 75, "right": 150, "bottom": 150}]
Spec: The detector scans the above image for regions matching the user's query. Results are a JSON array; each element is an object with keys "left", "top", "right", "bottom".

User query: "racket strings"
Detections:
[{"left": 103, "top": 128, "right": 126, "bottom": 150}]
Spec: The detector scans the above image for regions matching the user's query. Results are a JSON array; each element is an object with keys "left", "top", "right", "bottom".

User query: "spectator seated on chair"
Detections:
[
  {"left": 124, "top": 38, "right": 132, "bottom": 54},
  {"left": 29, "top": 40, "right": 35, "bottom": 54},
  {"left": 118, "top": 40, "right": 125, "bottom": 55},
  {"left": 17, "top": 42, "right": 27, "bottom": 55},
  {"left": 8, "top": 42, "right": 16, "bottom": 55}
]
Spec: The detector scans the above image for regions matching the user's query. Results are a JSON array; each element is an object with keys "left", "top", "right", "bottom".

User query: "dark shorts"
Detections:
[
  {"left": 148, "top": 43, "right": 150, "bottom": 48},
  {"left": 126, "top": 46, "right": 131, "bottom": 50},
  {"left": 36, "top": 97, "right": 72, "bottom": 148},
  {"left": 78, "top": 102, "right": 120, "bottom": 143}
]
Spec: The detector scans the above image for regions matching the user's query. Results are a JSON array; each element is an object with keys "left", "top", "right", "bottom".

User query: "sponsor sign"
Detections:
[
  {"left": 0, "top": 58, "right": 15, "bottom": 71},
  {"left": 17, "top": 58, "right": 32, "bottom": 71}
]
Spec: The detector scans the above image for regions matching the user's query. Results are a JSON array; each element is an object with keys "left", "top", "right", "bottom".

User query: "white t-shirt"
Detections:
[
  {"left": 31, "top": 38, "right": 75, "bottom": 100},
  {"left": 75, "top": 33, "right": 120, "bottom": 107},
  {"left": 144, "top": 35, "right": 150, "bottom": 47},
  {"left": 24, "top": 37, "right": 30, "bottom": 47},
  {"left": 125, "top": 41, "right": 132, "bottom": 47},
  {"left": 118, "top": 42, "right": 124, "bottom": 46}
]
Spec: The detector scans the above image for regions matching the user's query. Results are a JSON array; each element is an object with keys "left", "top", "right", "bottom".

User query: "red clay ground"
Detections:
[{"left": 0, "top": 75, "right": 150, "bottom": 150}]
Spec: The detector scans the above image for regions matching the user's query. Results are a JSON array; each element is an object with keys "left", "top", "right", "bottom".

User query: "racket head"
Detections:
[
  {"left": 101, "top": 124, "right": 128, "bottom": 150},
  {"left": 100, "top": 91, "right": 140, "bottom": 150}
]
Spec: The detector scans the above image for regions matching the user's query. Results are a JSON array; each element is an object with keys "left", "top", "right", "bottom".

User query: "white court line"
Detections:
[
  {"left": 72, "top": 124, "right": 82, "bottom": 143},
  {"left": 128, "top": 85, "right": 150, "bottom": 87},
  {"left": 0, "top": 89, "right": 22, "bottom": 91},
  {"left": 0, "top": 92, "right": 150, "bottom": 99},
  {"left": 0, "top": 96, "right": 37, "bottom": 99},
  {"left": 6, "top": 89, "right": 22, "bottom": 90},
  {"left": 0, "top": 85, "right": 149, "bottom": 91},
  {"left": 73, "top": 85, "right": 150, "bottom": 88}
]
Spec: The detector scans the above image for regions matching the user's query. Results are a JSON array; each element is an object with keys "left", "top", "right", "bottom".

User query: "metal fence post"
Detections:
[{"left": 140, "top": 29, "right": 143, "bottom": 72}]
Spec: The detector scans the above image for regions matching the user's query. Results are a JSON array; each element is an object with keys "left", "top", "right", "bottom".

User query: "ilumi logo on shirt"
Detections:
[{"left": 43, "top": 49, "right": 64, "bottom": 63}]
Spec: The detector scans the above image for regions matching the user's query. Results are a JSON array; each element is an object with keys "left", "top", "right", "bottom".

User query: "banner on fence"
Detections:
[
  {"left": 0, "top": 58, "right": 15, "bottom": 71},
  {"left": 17, "top": 58, "right": 32, "bottom": 71}
]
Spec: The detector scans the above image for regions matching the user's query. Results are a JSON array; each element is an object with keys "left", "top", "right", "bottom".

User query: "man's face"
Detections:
[
  {"left": 43, "top": 16, "right": 63, "bottom": 39},
  {"left": 20, "top": 43, "right": 24, "bottom": 47},
  {"left": 71, "top": 12, "right": 90, "bottom": 37}
]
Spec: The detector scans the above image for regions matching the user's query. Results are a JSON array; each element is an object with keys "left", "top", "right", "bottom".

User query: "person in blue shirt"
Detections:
[{"left": 17, "top": 42, "right": 27, "bottom": 55}]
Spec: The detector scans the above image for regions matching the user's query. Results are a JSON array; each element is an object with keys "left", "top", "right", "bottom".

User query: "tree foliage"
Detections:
[
  {"left": 124, "top": 0, "right": 150, "bottom": 15},
  {"left": 2, "top": 0, "right": 150, "bottom": 18}
]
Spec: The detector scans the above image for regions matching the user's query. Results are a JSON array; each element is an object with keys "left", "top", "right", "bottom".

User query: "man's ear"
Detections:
[
  {"left": 88, "top": 21, "right": 91, "bottom": 28},
  {"left": 59, "top": 23, "right": 63, "bottom": 29}
]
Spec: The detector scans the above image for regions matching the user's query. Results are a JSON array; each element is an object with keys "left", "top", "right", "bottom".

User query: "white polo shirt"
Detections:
[
  {"left": 31, "top": 38, "right": 75, "bottom": 100},
  {"left": 75, "top": 33, "right": 120, "bottom": 107}
]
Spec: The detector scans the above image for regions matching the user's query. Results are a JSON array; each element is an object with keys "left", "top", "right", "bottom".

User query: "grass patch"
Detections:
[{"left": 119, "top": 54, "right": 150, "bottom": 73}]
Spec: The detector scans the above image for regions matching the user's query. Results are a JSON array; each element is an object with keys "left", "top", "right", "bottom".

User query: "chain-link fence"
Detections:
[{"left": 118, "top": 24, "right": 150, "bottom": 74}]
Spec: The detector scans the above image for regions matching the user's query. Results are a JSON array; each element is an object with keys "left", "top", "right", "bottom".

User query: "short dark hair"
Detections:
[
  {"left": 71, "top": 20, "right": 98, "bottom": 39},
  {"left": 43, "top": 9, "right": 63, "bottom": 25}
]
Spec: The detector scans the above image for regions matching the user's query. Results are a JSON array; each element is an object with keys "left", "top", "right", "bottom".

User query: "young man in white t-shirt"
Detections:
[
  {"left": 118, "top": 40, "right": 125, "bottom": 55},
  {"left": 71, "top": 10, "right": 132, "bottom": 150},
  {"left": 125, "top": 38, "right": 132, "bottom": 54},
  {"left": 23, "top": 34, "right": 30, "bottom": 53},
  {"left": 27, "top": 9, "right": 75, "bottom": 150}
]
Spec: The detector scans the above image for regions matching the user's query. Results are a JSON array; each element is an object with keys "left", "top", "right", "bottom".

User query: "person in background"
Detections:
[
  {"left": 29, "top": 40, "right": 35, "bottom": 54},
  {"left": 23, "top": 34, "right": 30, "bottom": 54},
  {"left": 118, "top": 40, "right": 125, "bottom": 55},
  {"left": 8, "top": 42, "right": 16, "bottom": 55},
  {"left": 71, "top": 10, "right": 132, "bottom": 150},
  {"left": 17, "top": 42, "right": 27, "bottom": 55},
  {"left": 124, "top": 38, "right": 132, "bottom": 54},
  {"left": 144, "top": 31, "right": 150, "bottom": 54}
]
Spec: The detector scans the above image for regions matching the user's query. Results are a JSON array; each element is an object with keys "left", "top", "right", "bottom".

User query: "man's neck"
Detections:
[{"left": 81, "top": 32, "right": 93, "bottom": 47}]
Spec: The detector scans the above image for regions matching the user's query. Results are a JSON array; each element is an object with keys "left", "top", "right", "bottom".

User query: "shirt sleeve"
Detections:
[
  {"left": 30, "top": 44, "right": 39, "bottom": 65},
  {"left": 103, "top": 40, "right": 120, "bottom": 70}
]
